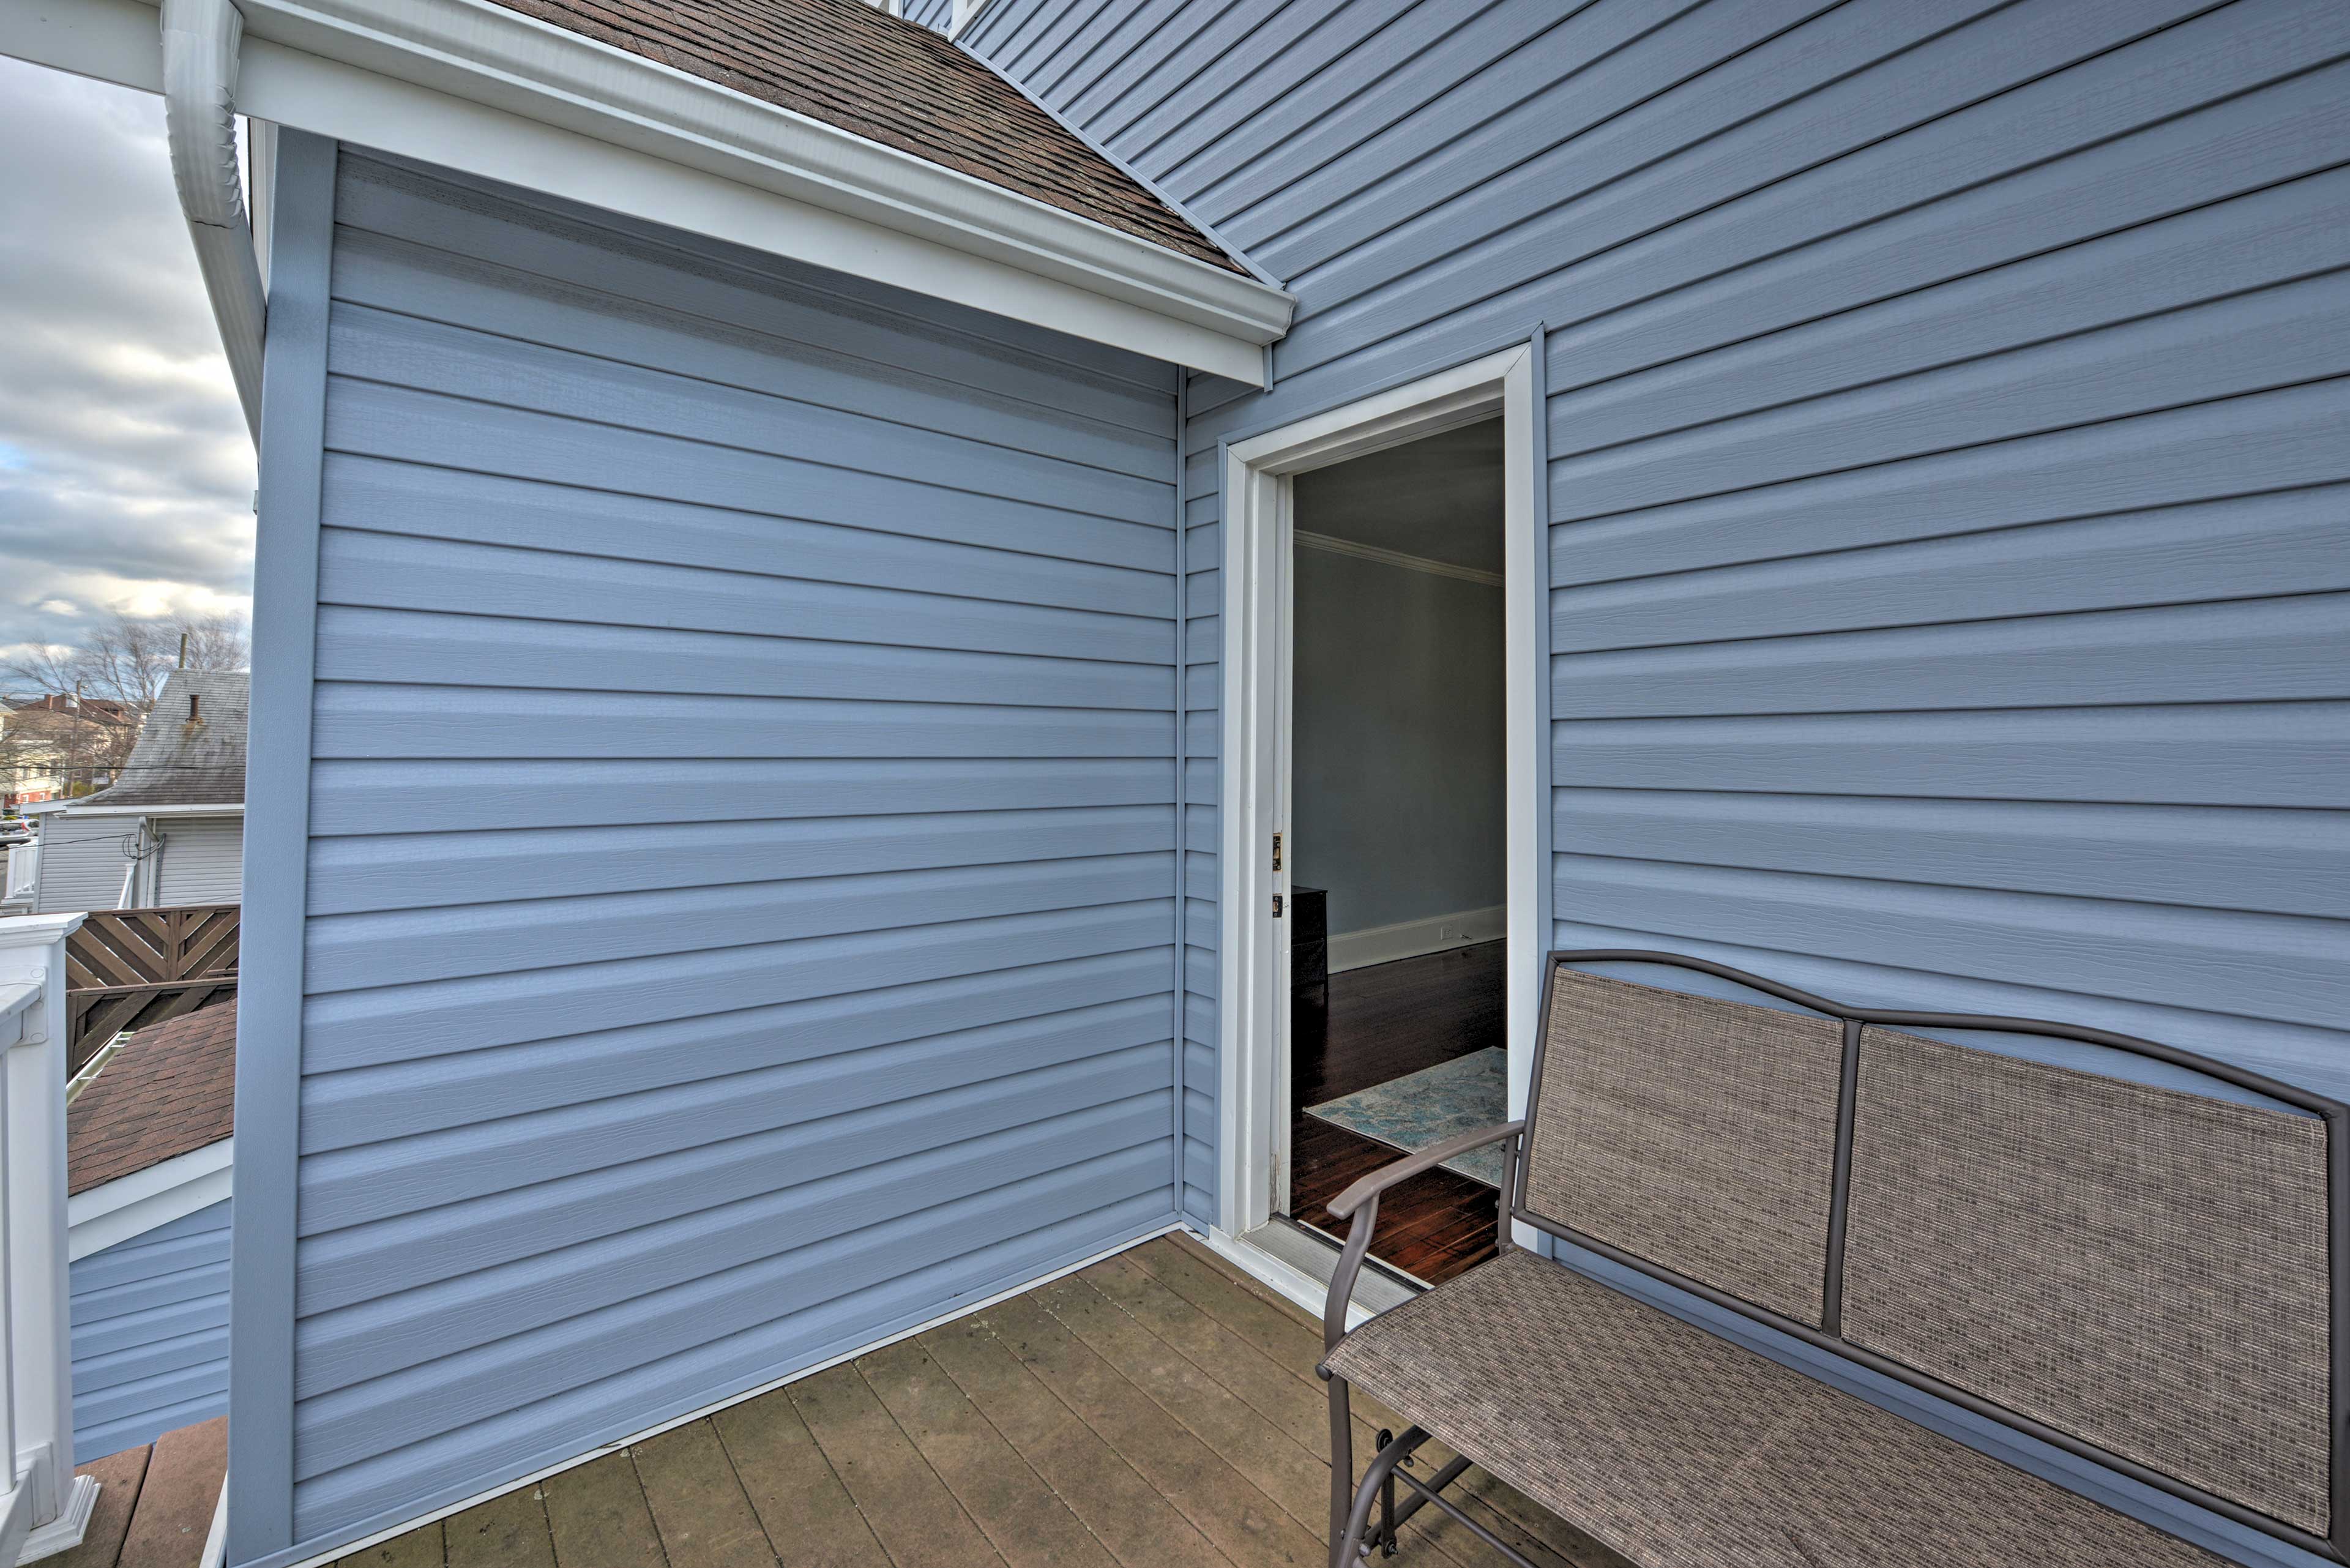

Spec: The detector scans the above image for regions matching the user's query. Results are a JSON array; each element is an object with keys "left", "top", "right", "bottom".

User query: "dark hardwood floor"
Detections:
[{"left": 1288, "top": 941, "right": 1505, "bottom": 1285}]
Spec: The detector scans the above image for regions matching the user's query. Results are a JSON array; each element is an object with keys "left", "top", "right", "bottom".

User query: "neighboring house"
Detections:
[
  {"left": 5, "top": 4, "right": 2344, "bottom": 1568},
  {"left": 31, "top": 669, "right": 247, "bottom": 914},
  {"left": 64, "top": 1000, "right": 237, "bottom": 1465},
  {"left": 0, "top": 693, "right": 134, "bottom": 806}
]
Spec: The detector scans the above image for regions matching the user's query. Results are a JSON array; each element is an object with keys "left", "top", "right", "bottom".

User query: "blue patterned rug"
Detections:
[{"left": 1305, "top": 1047, "right": 1509, "bottom": 1189}]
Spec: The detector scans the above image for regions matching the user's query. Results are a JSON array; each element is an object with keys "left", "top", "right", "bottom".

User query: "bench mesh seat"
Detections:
[{"left": 1325, "top": 1249, "right": 2226, "bottom": 1567}]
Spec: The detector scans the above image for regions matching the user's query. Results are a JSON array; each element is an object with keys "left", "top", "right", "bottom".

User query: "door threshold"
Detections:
[{"left": 1210, "top": 1215, "right": 1420, "bottom": 1328}]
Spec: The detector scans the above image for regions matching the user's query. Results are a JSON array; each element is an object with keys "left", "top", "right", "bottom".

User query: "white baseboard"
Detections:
[
  {"left": 19, "top": 1474, "right": 99, "bottom": 1562},
  {"left": 1326, "top": 905, "right": 1504, "bottom": 975}
]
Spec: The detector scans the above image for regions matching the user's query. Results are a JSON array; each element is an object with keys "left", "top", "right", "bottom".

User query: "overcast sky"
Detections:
[{"left": 0, "top": 54, "right": 255, "bottom": 669}]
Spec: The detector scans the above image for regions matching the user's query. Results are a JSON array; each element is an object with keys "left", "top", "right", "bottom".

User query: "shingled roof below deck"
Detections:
[
  {"left": 68, "top": 999, "right": 237, "bottom": 1195},
  {"left": 483, "top": 0, "right": 1245, "bottom": 274}
]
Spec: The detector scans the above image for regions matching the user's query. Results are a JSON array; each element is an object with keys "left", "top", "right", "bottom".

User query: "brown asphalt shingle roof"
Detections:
[
  {"left": 68, "top": 999, "right": 236, "bottom": 1195},
  {"left": 485, "top": 0, "right": 1244, "bottom": 272}
]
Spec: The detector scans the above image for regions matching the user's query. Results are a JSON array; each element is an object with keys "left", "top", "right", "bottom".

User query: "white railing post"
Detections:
[
  {"left": 1, "top": 846, "right": 34, "bottom": 905},
  {"left": 0, "top": 913, "right": 93, "bottom": 1565}
]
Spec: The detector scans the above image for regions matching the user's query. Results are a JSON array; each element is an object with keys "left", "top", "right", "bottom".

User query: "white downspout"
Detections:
[{"left": 162, "top": 0, "right": 266, "bottom": 445}]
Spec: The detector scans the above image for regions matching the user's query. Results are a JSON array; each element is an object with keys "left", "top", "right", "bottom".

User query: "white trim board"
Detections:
[
  {"left": 1327, "top": 906, "right": 1505, "bottom": 975},
  {"left": 66, "top": 804, "right": 244, "bottom": 818},
  {"left": 1218, "top": 343, "right": 1543, "bottom": 1245},
  {"left": 67, "top": 1137, "right": 233, "bottom": 1261},
  {"left": 17, "top": 1476, "right": 99, "bottom": 1564},
  {"left": 1294, "top": 531, "right": 1502, "bottom": 588},
  {"left": 266, "top": 1220, "right": 1181, "bottom": 1568},
  {"left": 0, "top": 0, "right": 1291, "bottom": 383}
]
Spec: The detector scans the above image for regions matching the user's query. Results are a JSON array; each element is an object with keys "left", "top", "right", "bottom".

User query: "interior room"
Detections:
[{"left": 1284, "top": 417, "right": 1507, "bottom": 1284}]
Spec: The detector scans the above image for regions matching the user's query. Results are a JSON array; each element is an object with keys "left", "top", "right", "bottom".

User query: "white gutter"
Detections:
[
  {"left": 162, "top": 0, "right": 265, "bottom": 444},
  {"left": 2, "top": 0, "right": 1291, "bottom": 383},
  {"left": 65, "top": 802, "right": 245, "bottom": 818}
]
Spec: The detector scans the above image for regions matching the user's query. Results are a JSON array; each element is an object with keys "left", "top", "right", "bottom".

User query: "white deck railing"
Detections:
[
  {"left": 1, "top": 846, "right": 32, "bottom": 905},
  {"left": 0, "top": 913, "right": 94, "bottom": 1565}
]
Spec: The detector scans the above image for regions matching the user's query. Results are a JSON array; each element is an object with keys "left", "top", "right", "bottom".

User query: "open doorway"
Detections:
[
  {"left": 1283, "top": 419, "right": 1508, "bottom": 1285},
  {"left": 1215, "top": 343, "right": 1539, "bottom": 1313}
]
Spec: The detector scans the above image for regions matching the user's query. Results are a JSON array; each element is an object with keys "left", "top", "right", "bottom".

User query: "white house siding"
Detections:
[
  {"left": 960, "top": 0, "right": 2350, "bottom": 1226},
  {"left": 250, "top": 148, "right": 1184, "bottom": 1557},
  {"left": 35, "top": 812, "right": 132, "bottom": 914},
  {"left": 69, "top": 1199, "right": 233, "bottom": 1462},
  {"left": 154, "top": 815, "right": 244, "bottom": 906}
]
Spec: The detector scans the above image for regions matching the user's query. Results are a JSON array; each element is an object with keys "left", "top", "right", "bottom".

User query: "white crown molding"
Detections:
[
  {"left": 1, "top": 0, "right": 1292, "bottom": 383},
  {"left": 1295, "top": 530, "right": 1505, "bottom": 588}
]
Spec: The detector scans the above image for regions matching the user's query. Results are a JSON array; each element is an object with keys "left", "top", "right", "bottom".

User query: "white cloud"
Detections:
[{"left": 0, "top": 54, "right": 253, "bottom": 666}]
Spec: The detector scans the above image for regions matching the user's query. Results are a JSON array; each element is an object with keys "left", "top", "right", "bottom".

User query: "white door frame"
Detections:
[{"left": 1214, "top": 344, "right": 1542, "bottom": 1247}]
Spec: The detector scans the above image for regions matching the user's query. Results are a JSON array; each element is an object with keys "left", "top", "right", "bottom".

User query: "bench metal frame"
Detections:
[{"left": 1318, "top": 948, "right": 2349, "bottom": 1567}]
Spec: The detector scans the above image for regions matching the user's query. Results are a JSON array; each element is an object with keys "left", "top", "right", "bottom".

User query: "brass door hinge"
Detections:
[
  {"left": 1272, "top": 894, "right": 1283, "bottom": 918},
  {"left": 1272, "top": 831, "right": 1282, "bottom": 872}
]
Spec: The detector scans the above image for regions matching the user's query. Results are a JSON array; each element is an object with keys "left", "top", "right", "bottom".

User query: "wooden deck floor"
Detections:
[
  {"left": 334, "top": 1233, "right": 1624, "bottom": 1568},
  {"left": 59, "top": 1415, "right": 226, "bottom": 1568}
]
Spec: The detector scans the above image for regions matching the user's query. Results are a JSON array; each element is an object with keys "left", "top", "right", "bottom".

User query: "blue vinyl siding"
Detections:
[
  {"left": 70, "top": 1200, "right": 232, "bottom": 1462},
  {"left": 244, "top": 149, "right": 1183, "bottom": 1562},
  {"left": 904, "top": 0, "right": 952, "bottom": 29},
  {"left": 961, "top": 0, "right": 2350, "bottom": 1235}
]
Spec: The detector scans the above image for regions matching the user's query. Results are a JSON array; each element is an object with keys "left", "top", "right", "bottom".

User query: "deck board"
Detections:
[
  {"left": 791, "top": 1363, "right": 1007, "bottom": 1568},
  {"left": 631, "top": 1421, "right": 772, "bottom": 1568},
  {"left": 55, "top": 1444, "right": 149, "bottom": 1568},
  {"left": 442, "top": 1487, "right": 552, "bottom": 1568},
  {"left": 311, "top": 1233, "right": 1606, "bottom": 1568},
  {"left": 860, "top": 1337, "right": 1118, "bottom": 1568},
  {"left": 922, "top": 1311, "right": 1235, "bottom": 1567},
  {"left": 980, "top": 1291, "right": 1324, "bottom": 1568},
  {"left": 116, "top": 1418, "right": 225, "bottom": 1568},
  {"left": 336, "top": 1520, "right": 443, "bottom": 1566},
  {"left": 540, "top": 1453, "right": 663, "bottom": 1568},
  {"left": 712, "top": 1384, "right": 893, "bottom": 1567}
]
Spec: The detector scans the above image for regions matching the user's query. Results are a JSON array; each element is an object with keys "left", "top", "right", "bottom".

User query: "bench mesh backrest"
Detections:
[
  {"left": 1523, "top": 965, "right": 1846, "bottom": 1326},
  {"left": 1843, "top": 1026, "right": 2333, "bottom": 1535}
]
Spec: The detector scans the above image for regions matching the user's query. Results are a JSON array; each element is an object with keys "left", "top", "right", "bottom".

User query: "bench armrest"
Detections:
[
  {"left": 1327, "top": 1120, "right": 1524, "bottom": 1219},
  {"left": 1321, "top": 1119, "right": 1524, "bottom": 1353}
]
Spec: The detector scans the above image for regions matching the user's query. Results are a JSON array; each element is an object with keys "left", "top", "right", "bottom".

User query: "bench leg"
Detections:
[
  {"left": 1333, "top": 1425, "right": 1429, "bottom": 1568},
  {"left": 1327, "top": 1372, "right": 1354, "bottom": 1547}
]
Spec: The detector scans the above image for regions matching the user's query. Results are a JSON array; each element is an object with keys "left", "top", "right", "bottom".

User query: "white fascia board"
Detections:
[
  {"left": 68, "top": 1136, "right": 234, "bottom": 1260},
  {"left": 66, "top": 803, "right": 244, "bottom": 818},
  {"left": 1, "top": 0, "right": 1289, "bottom": 383}
]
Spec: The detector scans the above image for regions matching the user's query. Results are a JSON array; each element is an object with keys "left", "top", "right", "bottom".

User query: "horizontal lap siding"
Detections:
[
  {"left": 155, "top": 815, "right": 243, "bottom": 905},
  {"left": 289, "top": 154, "right": 1182, "bottom": 1544},
  {"left": 34, "top": 815, "right": 129, "bottom": 915},
  {"left": 70, "top": 1200, "right": 232, "bottom": 1461},
  {"left": 964, "top": 0, "right": 2350, "bottom": 1231}
]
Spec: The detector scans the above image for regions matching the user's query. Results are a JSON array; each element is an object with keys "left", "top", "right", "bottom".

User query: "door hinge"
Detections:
[
  {"left": 1272, "top": 831, "right": 1282, "bottom": 872},
  {"left": 1272, "top": 894, "right": 1283, "bottom": 918}
]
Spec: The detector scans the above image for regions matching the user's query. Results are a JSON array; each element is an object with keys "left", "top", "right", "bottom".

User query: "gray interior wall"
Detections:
[
  {"left": 964, "top": 0, "right": 2350, "bottom": 1321},
  {"left": 34, "top": 813, "right": 130, "bottom": 914},
  {"left": 154, "top": 815, "right": 243, "bottom": 906},
  {"left": 1292, "top": 548, "right": 1502, "bottom": 936},
  {"left": 70, "top": 1198, "right": 232, "bottom": 1462},
  {"left": 232, "top": 144, "right": 1183, "bottom": 1567}
]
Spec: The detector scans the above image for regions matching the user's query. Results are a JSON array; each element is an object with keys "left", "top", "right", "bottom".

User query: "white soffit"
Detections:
[{"left": 2, "top": 0, "right": 1292, "bottom": 384}]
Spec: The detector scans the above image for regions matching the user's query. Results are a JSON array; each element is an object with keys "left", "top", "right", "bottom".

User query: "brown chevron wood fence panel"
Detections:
[{"left": 65, "top": 905, "right": 240, "bottom": 1075}]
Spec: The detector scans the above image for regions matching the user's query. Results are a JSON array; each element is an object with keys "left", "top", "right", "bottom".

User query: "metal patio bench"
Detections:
[{"left": 1317, "top": 950, "right": 2343, "bottom": 1568}]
